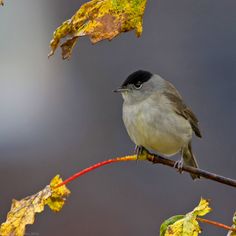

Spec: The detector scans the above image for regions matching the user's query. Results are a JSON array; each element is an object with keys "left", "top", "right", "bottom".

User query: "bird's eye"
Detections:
[{"left": 134, "top": 82, "right": 142, "bottom": 89}]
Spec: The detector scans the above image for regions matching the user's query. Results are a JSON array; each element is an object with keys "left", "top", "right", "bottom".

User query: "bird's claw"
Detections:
[
  {"left": 174, "top": 159, "right": 184, "bottom": 173},
  {"left": 134, "top": 145, "right": 144, "bottom": 160}
]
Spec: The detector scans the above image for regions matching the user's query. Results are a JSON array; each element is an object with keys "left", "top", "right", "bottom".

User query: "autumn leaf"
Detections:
[
  {"left": 160, "top": 215, "right": 184, "bottom": 236},
  {"left": 0, "top": 0, "right": 4, "bottom": 6},
  {"left": 227, "top": 213, "right": 236, "bottom": 236},
  {"left": 0, "top": 175, "right": 70, "bottom": 236},
  {"left": 46, "top": 175, "right": 71, "bottom": 212},
  {"left": 48, "top": 0, "right": 147, "bottom": 59},
  {"left": 160, "top": 198, "right": 212, "bottom": 236}
]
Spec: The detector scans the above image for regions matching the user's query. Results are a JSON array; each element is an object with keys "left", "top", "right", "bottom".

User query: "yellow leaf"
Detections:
[
  {"left": 48, "top": 0, "right": 147, "bottom": 59},
  {"left": 161, "top": 198, "right": 211, "bottom": 236},
  {"left": 191, "top": 198, "right": 211, "bottom": 217},
  {"left": 228, "top": 212, "right": 236, "bottom": 236},
  {"left": 0, "top": 175, "right": 70, "bottom": 236},
  {"left": 165, "top": 218, "right": 185, "bottom": 236},
  {"left": 46, "top": 175, "right": 71, "bottom": 212},
  {"left": 160, "top": 215, "right": 184, "bottom": 236}
]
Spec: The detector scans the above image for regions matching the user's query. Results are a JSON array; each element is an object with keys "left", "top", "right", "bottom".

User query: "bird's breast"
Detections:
[{"left": 122, "top": 96, "right": 192, "bottom": 156}]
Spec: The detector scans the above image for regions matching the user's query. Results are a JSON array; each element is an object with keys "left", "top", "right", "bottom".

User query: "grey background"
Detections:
[{"left": 0, "top": 0, "right": 236, "bottom": 235}]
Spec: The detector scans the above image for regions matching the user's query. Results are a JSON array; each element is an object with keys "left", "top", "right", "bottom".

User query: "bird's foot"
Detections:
[
  {"left": 174, "top": 158, "right": 184, "bottom": 173},
  {"left": 134, "top": 145, "right": 144, "bottom": 160}
]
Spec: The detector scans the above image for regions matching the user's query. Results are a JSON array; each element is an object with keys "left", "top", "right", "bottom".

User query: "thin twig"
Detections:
[{"left": 197, "top": 217, "right": 236, "bottom": 232}]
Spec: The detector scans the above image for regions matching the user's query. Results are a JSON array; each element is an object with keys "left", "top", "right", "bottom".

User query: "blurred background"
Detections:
[{"left": 0, "top": 0, "right": 236, "bottom": 235}]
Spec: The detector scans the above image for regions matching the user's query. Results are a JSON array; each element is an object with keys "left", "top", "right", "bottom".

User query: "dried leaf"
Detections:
[
  {"left": 0, "top": 175, "right": 70, "bottom": 236},
  {"left": 60, "top": 37, "right": 79, "bottom": 60},
  {"left": 0, "top": 0, "right": 4, "bottom": 6},
  {"left": 160, "top": 198, "right": 212, "bottom": 236},
  {"left": 48, "top": 0, "right": 147, "bottom": 59}
]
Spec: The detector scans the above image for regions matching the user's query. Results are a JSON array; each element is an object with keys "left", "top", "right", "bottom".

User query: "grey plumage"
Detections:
[
  {"left": 163, "top": 91, "right": 202, "bottom": 138},
  {"left": 115, "top": 70, "right": 202, "bottom": 180}
]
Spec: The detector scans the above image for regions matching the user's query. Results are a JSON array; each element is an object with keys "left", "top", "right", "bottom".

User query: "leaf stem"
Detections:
[
  {"left": 197, "top": 217, "right": 236, "bottom": 232},
  {"left": 54, "top": 155, "right": 136, "bottom": 188}
]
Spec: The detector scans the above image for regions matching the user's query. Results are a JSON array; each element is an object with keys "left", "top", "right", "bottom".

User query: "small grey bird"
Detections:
[{"left": 114, "top": 70, "right": 202, "bottom": 180}]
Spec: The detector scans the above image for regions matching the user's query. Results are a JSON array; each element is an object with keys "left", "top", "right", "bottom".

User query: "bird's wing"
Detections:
[{"left": 163, "top": 89, "right": 202, "bottom": 138}]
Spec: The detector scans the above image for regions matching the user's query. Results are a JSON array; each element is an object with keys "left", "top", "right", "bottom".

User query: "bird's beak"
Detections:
[{"left": 113, "top": 87, "right": 129, "bottom": 93}]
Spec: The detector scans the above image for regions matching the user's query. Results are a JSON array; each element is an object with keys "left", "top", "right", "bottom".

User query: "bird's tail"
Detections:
[{"left": 182, "top": 143, "right": 200, "bottom": 180}]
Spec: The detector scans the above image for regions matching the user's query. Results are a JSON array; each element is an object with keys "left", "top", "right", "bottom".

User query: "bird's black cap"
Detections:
[{"left": 122, "top": 70, "right": 153, "bottom": 87}]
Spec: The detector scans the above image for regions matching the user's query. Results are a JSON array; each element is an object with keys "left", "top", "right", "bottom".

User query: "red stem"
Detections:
[
  {"left": 197, "top": 217, "right": 236, "bottom": 232},
  {"left": 55, "top": 156, "right": 136, "bottom": 188}
]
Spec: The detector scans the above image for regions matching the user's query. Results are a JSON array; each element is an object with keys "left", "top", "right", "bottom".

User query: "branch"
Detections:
[
  {"left": 55, "top": 151, "right": 236, "bottom": 189},
  {"left": 144, "top": 150, "right": 236, "bottom": 188}
]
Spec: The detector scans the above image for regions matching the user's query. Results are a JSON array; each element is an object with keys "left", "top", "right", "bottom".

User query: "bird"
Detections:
[{"left": 114, "top": 70, "right": 202, "bottom": 180}]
